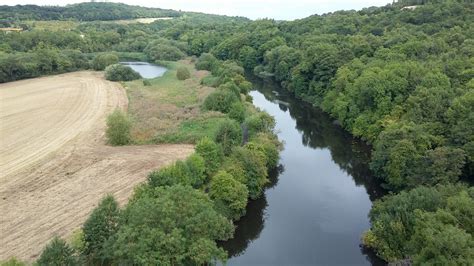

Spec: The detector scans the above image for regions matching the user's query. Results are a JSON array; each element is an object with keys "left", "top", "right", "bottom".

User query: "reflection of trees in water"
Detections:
[
  {"left": 221, "top": 76, "right": 387, "bottom": 262},
  {"left": 218, "top": 166, "right": 283, "bottom": 257},
  {"left": 252, "top": 76, "right": 386, "bottom": 201}
]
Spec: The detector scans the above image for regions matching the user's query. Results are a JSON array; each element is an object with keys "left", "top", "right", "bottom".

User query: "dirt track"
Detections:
[{"left": 0, "top": 72, "right": 194, "bottom": 261}]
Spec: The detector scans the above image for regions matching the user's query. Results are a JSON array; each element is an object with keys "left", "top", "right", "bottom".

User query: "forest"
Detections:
[{"left": 0, "top": 0, "right": 473, "bottom": 264}]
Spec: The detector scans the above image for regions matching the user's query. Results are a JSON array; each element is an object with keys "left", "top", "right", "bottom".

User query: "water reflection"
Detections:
[
  {"left": 119, "top": 61, "right": 167, "bottom": 79},
  {"left": 253, "top": 77, "right": 386, "bottom": 202},
  {"left": 220, "top": 76, "right": 386, "bottom": 265}
]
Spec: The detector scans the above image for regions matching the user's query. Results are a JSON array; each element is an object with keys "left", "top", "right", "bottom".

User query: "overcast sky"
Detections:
[{"left": 3, "top": 0, "right": 394, "bottom": 20}]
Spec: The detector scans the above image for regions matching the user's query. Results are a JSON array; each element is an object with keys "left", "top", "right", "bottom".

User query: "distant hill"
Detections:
[{"left": 0, "top": 2, "right": 181, "bottom": 21}]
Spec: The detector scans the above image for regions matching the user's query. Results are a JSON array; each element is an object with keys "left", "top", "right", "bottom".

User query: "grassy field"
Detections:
[{"left": 124, "top": 60, "right": 221, "bottom": 144}]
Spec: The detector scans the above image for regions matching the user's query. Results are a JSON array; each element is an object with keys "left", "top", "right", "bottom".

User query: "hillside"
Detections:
[{"left": 0, "top": 2, "right": 181, "bottom": 21}]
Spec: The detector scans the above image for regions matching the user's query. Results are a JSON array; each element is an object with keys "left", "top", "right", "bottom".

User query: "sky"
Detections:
[{"left": 3, "top": 0, "right": 394, "bottom": 20}]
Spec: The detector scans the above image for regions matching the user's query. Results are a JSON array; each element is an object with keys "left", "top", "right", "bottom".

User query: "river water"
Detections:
[
  {"left": 221, "top": 78, "right": 386, "bottom": 265},
  {"left": 119, "top": 61, "right": 167, "bottom": 79}
]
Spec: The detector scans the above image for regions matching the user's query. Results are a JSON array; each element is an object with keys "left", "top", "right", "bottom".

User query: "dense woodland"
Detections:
[{"left": 0, "top": 0, "right": 473, "bottom": 264}]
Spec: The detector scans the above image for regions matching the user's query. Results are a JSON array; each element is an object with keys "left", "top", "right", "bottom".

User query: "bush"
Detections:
[
  {"left": 176, "top": 66, "right": 191, "bottom": 80},
  {"left": 142, "top": 79, "right": 151, "bottom": 86},
  {"left": 202, "top": 89, "right": 239, "bottom": 114},
  {"left": 36, "top": 237, "right": 78, "bottom": 266},
  {"left": 209, "top": 171, "right": 249, "bottom": 220},
  {"left": 229, "top": 146, "right": 268, "bottom": 199},
  {"left": 92, "top": 53, "right": 119, "bottom": 71},
  {"left": 244, "top": 112, "right": 276, "bottom": 137},
  {"left": 82, "top": 195, "right": 120, "bottom": 263},
  {"left": 214, "top": 119, "right": 242, "bottom": 155},
  {"left": 109, "top": 185, "right": 234, "bottom": 265},
  {"left": 247, "top": 133, "right": 281, "bottom": 169},
  {"left": 0, "top": 258, "right": 26, "bottom": 266},
  {"left": 104, "top": 64, "right": 141, "bottom": 81},
  {"left": 195, "top": 138, "right": 223, "bottom": 177},
  {"left": 148, "top": 154, "right": 206, "bottom": 188},
  {"left": 144, "top": 43, "right": 185, "bottom": 62},
  {"left": 106, "top": 109, "right": 131, "bottom": 146},
  {"left": 228, "top": 102, "right": 246, "bottom": 123},
  {"left": 196, "top": 53, "right": 218, "bottom": 71}
]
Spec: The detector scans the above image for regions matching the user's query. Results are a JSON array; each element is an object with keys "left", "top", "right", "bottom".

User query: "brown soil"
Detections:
[{"left": 0, "top": 72, "right": 194, "bottom": 262}]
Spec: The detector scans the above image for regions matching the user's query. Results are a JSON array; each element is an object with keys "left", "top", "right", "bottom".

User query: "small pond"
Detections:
[{"left": 120, "top": 61, "right": 167, "bottom": 79}]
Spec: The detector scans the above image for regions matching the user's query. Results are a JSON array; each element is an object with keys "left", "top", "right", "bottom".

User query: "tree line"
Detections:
[{"left": 0, "top": 1, "right": 473, "bottom": 264}]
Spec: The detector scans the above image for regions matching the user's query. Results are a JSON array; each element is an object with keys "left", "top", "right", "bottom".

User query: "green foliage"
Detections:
[
  {"left": 106, "top": 109, "right": 131, "bottom": 146},
  {"left": 214, "top": 119, "right": 242, "bottom": 156},
  {"left": 195, "top": 137, "right": 223, "bottom": 177},
  {"left": 142, "top": 79, "right": 151, "bottom": 86},
  {"left": 36, "top": 237, "right": 78, "bottom": 266},
  {"left": 365, "top": 184, "right": 474, "bottom": 263},
  {"left": 82, "top": 195, "right": 120, "bottom": 263},
  {"left": 176, "top": 66, "right": 191, "bottom": 80},
  {"left": 148, "top": 154, "right": 206, "bottom": 188},
  {"left": 196, "top": 53, "right": 218, "bottom": 71},
  {"left": 209, "top": 171, "right": 249, "bottom": 220},
  {"left": 228, "top": 102, "right": 246, "bottom": 123},
  {"left": 0, "top": 258, "right": 26, "bottom": 266},
  {"left": 104, "top": 64, "right": 141, "bottom": 81},
  {"left": 144, "top": 39, "right": 186, "bottom": 62},
  {"left": 244, "top": 111, "right": 276, "bottom": 137},
  {"left": 109, "top": 185, "right": 234, "bottom": 265},
  {"left": 1, "top": 2, "right": 180, "bottom": 21},
  {"left": 202, "top": 89, "right": 240, "bottom": 114},
  {"left": 92, "top": 53, "right": 118, "bottom": 71},
  {"left": 228, "top": 146, "right": 268, "bottom": 199}
]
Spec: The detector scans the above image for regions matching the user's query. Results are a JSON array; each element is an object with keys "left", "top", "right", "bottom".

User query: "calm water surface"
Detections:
[
  {"left": 220, "top": 78, "right": 386, "bottom": 265},
  {"left": 119, "top": 61, "right": 167, "bottom": 79}
]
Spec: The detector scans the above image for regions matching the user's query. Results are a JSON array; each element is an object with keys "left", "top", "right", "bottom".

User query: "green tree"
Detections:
[
  {"left": 92, "top": 53, "right": 118, "bottom": 71},
  {"left": 195, "top": 138, "right": 223, "bottom": 177},
  {"left": 36, "top": 237, "right": 78, "bottom": 266},
  {"left": 82, "top": 195, "right": 120, "bottom": 263},
  {"left": 209, "top": 171, "right": 249, "bottom": 220},
  {"left": 110, "top": 185, "right": 234, "bottom": 265},
  {"left": 106, "top": 109, "right": 131, "bottom": 146},
  {"left": 214, "top": 119, "right": 242, "bottom": 155}
]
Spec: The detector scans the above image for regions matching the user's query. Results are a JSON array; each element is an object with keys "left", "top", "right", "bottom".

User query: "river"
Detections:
[{"left": 220, "top": 77, "right": 387, "bottom": 265}]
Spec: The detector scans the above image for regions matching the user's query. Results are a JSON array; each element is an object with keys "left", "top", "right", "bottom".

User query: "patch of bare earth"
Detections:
[{"left": 0, "top": 72, "right": 194, "bottom": 262}]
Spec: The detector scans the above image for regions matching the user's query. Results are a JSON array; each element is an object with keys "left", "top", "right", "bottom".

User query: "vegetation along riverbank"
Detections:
[{"left": 0, "top": 0, "right": 473, "bottom": 264}]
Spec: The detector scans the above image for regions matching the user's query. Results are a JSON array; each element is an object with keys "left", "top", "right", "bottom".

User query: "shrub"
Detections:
[
  {"left": 82, "top": 195, "right": 120, "bottom": 263},
  {"left": 214, "top": 119, "right": 242, "bottom": 155},
  {"left": 228, "top": 102, "right": 246, "bottom": 123},
  {"left": 109, "top": 185, "right": 234, "bottom": 265},
  {"left": 209, "top": 171, "right": 249, "bottom": 220},
  {"left": 176, "top": 66, "right": 191, "bottom": 80},
  {"left": 202, "top": 89, "right": 239, "bottom": 114},
  {"left": 142, "top": 79, "right": 151, "bottom": 86},
  {"left": 104, "top": 64, "right": 141, "bottom": 81},
  {"left": 106, "top": 109, "right": 131, "bottom": 146},
  {"left": 229, "top": 146, "right": 268, "bottom": 199},
  {"left": 219, "top": 81, "right": 241, "bottom": 98},
  {"left": 244, "top": 112, "right": 276, "bottom": 137},
  {"left": 196, "top": 53, "right": 218, "bottom": 71},
  {"left": 92, "top": 53, "right": 119, "bottom": 71},
  {"left": 247, "top": 133, "right": 281, "bottom": 169},
  {"left": 0, "top": 258, "right": 26, "bottom": 266},
  {"left": 195, "top": 138, "right": 223, "bottom": 177},
  {"left": 148, "top": 154, "right": 206, "bottom": 188},
  {"left": 144, "top": 43, "right": 185, "bottom": 61},
  {"left": 36, "top": 237, "right": 78, "bottom": 266}
]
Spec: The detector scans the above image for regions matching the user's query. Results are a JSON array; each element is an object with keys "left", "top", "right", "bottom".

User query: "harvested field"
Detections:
[{"left": 0, "top": 72, "right": 194, "bottom": 262}]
